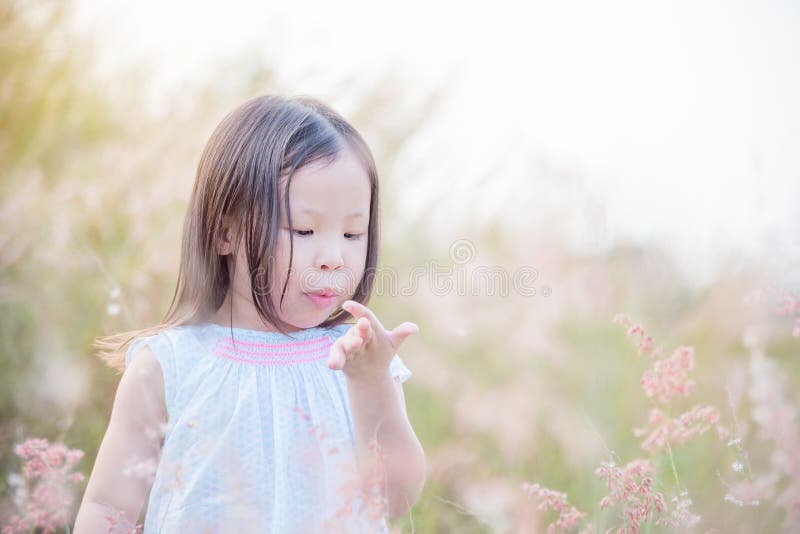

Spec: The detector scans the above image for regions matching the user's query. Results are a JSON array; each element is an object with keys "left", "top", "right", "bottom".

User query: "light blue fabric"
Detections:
[{"left": 124, "top": 322, "right": 412, "bottom": 533}]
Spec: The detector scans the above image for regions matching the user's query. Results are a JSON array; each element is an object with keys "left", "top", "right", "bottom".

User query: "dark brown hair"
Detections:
[{"left": 96, "top": 94, "right": 380, "bottom": 372}]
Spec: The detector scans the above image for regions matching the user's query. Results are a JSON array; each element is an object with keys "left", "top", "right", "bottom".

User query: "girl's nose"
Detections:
[{"left": 317, "top": 244, "right": 344, "bottom": 271}]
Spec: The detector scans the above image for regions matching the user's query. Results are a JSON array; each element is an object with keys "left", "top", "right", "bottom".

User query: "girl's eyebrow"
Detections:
[{"left": 300, "top": 208, "right": 367, "bottom": 219}]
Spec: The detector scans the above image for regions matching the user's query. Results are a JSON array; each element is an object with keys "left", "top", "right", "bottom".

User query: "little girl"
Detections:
[{"left": 74, "top": 95, "right": 426, "bottom": 533}]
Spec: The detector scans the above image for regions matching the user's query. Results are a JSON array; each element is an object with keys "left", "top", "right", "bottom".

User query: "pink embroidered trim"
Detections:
[
  {"left": 216, "top": 340, "right": 333, "bottom": 358},
  {"left": 212, "top": 350, "right": 330, "bottom": 366},
  {"left": 211, "top": 337, "right": 334, "bottom": 365},
  {"left": 218, "top": 336, "right": 331, "bottom": 349}
]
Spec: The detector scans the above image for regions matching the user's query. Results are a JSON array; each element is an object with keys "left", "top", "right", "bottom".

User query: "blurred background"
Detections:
[{"left": 1, "top": 0, "right": 798, "bottom": 531}]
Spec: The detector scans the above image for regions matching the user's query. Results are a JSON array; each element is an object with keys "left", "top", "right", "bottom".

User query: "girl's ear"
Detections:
[{"left": 216, "top": 216, "right": 237, "bottom": 256}]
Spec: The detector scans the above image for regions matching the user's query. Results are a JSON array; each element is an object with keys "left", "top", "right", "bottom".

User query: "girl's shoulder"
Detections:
[
  {"left": 124, "top": 324, "right": 205, "bottom": 368},
  {"left": 124, "top": 323, "right": 221, "bottom": 420}
]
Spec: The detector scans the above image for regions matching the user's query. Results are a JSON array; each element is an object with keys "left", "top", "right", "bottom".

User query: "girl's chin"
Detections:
[{"left": 286, "top": 307, "right": 338, "bottom": 329}]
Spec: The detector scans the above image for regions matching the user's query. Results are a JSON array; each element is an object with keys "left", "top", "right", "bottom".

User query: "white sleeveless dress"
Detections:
[{"left": 125, "top": 322, "right": 412, "bottom": 533}]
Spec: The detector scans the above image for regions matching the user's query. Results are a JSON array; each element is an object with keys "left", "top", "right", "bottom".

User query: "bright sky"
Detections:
[{"left": 70, "top": 0, "right": 800, "bottom": 288}]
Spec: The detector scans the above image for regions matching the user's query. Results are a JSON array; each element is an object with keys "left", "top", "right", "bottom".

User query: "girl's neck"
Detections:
[{"left": 206, "top": 291, "right": 303, "bottom": 334}]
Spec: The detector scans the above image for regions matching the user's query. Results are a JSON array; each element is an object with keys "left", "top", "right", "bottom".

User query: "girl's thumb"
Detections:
[{"left": 388, "top": 322, "right": 419, "bottom": 348}]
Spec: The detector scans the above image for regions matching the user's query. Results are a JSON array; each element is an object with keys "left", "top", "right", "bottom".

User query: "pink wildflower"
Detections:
[
  {"left": 295, "top": 405, "right": 386, "bottom": 533},
  {"left": 324, "top": 436, "right": 388, "bottom": 534},
  {"left": 633, "top": 405, "right": 729, "bottom": 455},
  {"left": 639, "top": 345, "right": 697, "bottom": 404},
  {"left": 655, "top": 490, "right": 701, "bottom": 531},
  {"left": 777, "top": 292, "right": 800, "bottom": 316},
  {"left": 747, "top": 349, "right": 800, "bottom": 530},
  {"left": 102, "top": 508, "right": 144, "bottom": 534},
  {"left": 613, "top": 314, "right": 662, "bottom": 358},
  {"left": 2, "top": 437, "right": 85, "bottom": 534},
  {"left": 520, "top": 482, "right": 589, "bottom": 533},
  {"left": 595, "top": 459, "right": 667, "bottom": 534},
  {"left": 775, "top": 290, "right": 800, "bottom": 337}
]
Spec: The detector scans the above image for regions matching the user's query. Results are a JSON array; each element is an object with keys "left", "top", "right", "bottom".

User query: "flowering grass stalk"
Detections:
[
  {"left": 323, "top": 435, "right": 390, "bottom": 534},
  {"left": 520, "top": 482, "right": 589, "bottom": 534},
  {"left": 522, "top": 313, "right": 743, "bottom": 533},
  {"left": 293, "top": 405, "right": 390, "bottom": 533},
  {"left": 595, "top": 458, "right": 666, "bottom": 533},
  {"left": 2, "top": 438, "right": 85, "bottom": 534},
  {"left": 777, "top": 291, "right": 800, "bottom": 337}
]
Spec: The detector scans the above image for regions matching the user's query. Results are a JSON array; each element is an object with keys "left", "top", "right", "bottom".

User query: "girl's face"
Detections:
[{"left": 222, "top": 146, "right": 371, "bottom": 331}]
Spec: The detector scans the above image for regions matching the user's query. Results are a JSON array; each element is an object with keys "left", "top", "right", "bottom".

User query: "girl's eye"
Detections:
[{"left": 291, "top": 229, "right": 363, "bottom": 239}]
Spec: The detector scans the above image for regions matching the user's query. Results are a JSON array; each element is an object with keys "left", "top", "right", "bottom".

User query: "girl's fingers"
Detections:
[
  {"left": 343, "top": 334, "right": 363, "bottom": 352},
  {"left": 342, "top": 301, "right": 385, "bottom": 333},
  {"left": 327, "top": 339, "right": 347, "bottom": 370},
  {"left": 355, "top": 317, "right": 372, "bottom": 343},
  {"left": 327, "top": 331, "right": 364, "bottom": 370},
  {"left": 387, "top": 322, "right": 419, "bottom": 350}
]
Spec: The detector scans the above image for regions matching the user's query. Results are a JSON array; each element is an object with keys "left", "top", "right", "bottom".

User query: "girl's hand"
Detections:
[{"left": 327, "top": 300, "right": 419, "bottom": 382}]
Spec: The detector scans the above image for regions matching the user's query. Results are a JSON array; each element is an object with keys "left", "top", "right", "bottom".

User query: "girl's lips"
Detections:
[{"left": 305, "top": 292, "right": 337, "bottom": 309}]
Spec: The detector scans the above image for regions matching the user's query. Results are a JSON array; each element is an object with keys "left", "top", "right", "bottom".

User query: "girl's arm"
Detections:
[
  {"left": 74, "top": 346, "right": 167, "bottom": 533},
  {"left": 347, "top": 372, "right": 426, "bottom": 519}
]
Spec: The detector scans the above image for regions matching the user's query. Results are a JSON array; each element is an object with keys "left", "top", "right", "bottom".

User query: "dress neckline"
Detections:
[{"left": 197, "top": 321, "right": 338, "bottom": 342}]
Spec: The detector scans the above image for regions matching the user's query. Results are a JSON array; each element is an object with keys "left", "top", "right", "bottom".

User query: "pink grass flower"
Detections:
[
  {"left": 775, "top": 290, "right": 800, "bottom": 337},
  {"left": 294, "top": 405, "right": 388, "bottom": 533},
  {"left": 613, "top": 314, "right": 663, "bottom": 358},
  {"left": 323, "top": 436, "right": 389, "bottom": 534},
  {"left": 777, "top": 292, "right": 800, "bottom": 316},
  {"left": 633, "top": 405, "right": 729, "bottom": 455},
  {"left": 102, "top": 508, "right": 144, "bottom": 534},
  {"left": 654, "top": 490, "right": 701, "bottom": 531},
  {"left": 747, "top": 349, "right": 800, "bottom": 530},
  {"left": 614, "top": 315, "right": 698, "bottom": 404},
  {"left": 595, "top": 459, "right": 667, "bottom": 534},
  {"left": 2, "top": 437, "right": 85, "bottom": 534},
  {"left": 520, "top": 482, "right": 589, "bottom": 533},
  {"left": 639, "top": 345, "right": 697, "bottom": 404}
]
